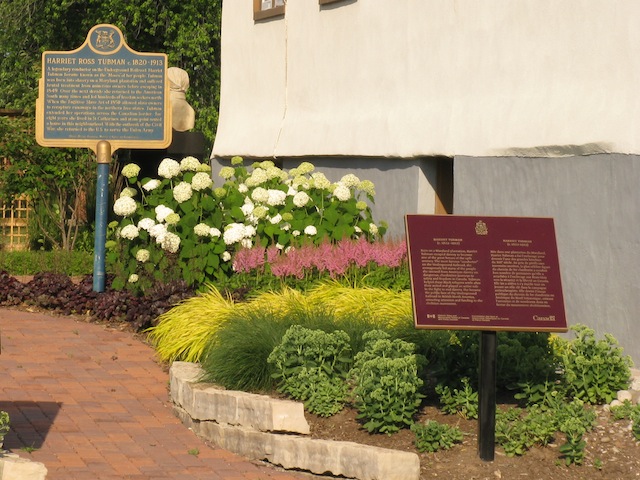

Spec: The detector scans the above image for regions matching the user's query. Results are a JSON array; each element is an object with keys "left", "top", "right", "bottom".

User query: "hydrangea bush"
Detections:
[{"left": 108, "top": 156, "right": 386, "bottom": 292}]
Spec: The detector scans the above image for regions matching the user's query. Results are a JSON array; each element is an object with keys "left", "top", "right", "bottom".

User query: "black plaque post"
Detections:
[{"left": 478, "top": 331, "right": 497, "bottom": 461}]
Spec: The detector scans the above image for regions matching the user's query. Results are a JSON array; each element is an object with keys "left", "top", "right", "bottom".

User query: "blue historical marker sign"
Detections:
[{"left": 36, "top": 24, "right": 171, "bottom": 152}]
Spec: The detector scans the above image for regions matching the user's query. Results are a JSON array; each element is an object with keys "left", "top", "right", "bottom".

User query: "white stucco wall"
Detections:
[{"left": 213, "top": 0, "right": 640, "bottom": 159}]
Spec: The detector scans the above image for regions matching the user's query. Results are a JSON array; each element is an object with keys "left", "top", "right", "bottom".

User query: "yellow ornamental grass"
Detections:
[
  {"left": 241, "top": 287, "right": 312, "bottom": 320},
  {"left": 147, "top": 285, "right": 236, "bottom": 363},
  {"left": 306, "top": 281, "right": 413, "bottom": 329}
]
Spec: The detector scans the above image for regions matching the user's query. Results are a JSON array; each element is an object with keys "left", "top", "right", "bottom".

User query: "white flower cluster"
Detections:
[
  {"left": 251, "top": 187, "right": 269, "bottom": 204},
  {"left": 191, "top": 172, "right": 213, "bottom": 191},
  {"left": 340, "top": 173, "right": 360, "bottom": 188},
  {"left": 138, "top": 218, "right": 155, "bottom": 231},
  {"left": 311, "top": 172, "right": 331, "bottom": 190},
  {"left": 332, "top": 183, "right": 351, "bottom": 202},
  {"left": 223, "top": 223, "right": 255, "bottom": 247},
  {"left": 128, "top": 274, "right": 139, "bottom": 283},
  {"left": 113, "top": 196, "right": 137, "bottom": 217},
  {"left": 135, "top": 249, "right": 150, "bottom": 262},
  {"left": 267, "top": 189, "right": 287, "bottom": 206},
  {"left": 219, "top": 166, "right": 235, "bottom": 179},
  {"left": 180, "top": 156, "right": 201, "bottom": 172},
  {"left": 142, "top": 179, "right": 161, "bottom": 192},
  {"left": 304, "top": 225, "right": 317, "bottom": 236},
  {"left": 158, "top": 158, "right": 181, "bottom": 179},
  {"left": 161, "top": 232, "right": 181, "bottom": 253},
  {"left": 119, "top": 187, "right": 137, "bottom": 198},
  {"left": 293, "top": 191, "right": 310, "bottom": 208},
  {"left": 245, "top": 168, "right": 268, "bottom": 187},
  {"left": 194, "top": 223, "right": 210, "bottom": 237},
  {"left": 120, "top": 224, "right": 140, "bottom": 240},
  {"left": 173, "top": 182, "right": 193, "bottom": 203},
  {"left": 121, "top": 163, "right": 141, "bottom": 179},
  {"left": 155, "top": 205, "right": 174, "bottom": 223}
]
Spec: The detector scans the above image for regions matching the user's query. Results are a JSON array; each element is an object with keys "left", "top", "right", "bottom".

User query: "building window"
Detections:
[{"left": 254, "top": 0, "right": 285, "bottom": 21}]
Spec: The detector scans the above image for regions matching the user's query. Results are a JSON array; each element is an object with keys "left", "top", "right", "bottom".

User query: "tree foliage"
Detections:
[
  {"left": 0, "top": 0, "right": 222, "bottom": 250},
  {"left": 0, "top": 0, "right": 222, "bottom": 144}
]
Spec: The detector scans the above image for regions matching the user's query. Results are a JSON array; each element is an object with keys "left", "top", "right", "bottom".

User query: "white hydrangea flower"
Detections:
[
  {"left": 194, "top": 223, "right": 210, "bottom": 237},
  {"left": 135, "top": 249, "right": 150, "bottom": 263},
  {"left": 304, "top": 225, "right": 317, "bottom": 236},
  {"left": 245, "top": 168, "right": 268, "bottom": 187},
  {"left": 191, "top": 172, "right": 213, "bottom": 191},
  {"left": 340, "top": 173, "right": 360, "bottom": 188},
  {"left": 244, "top": 225, "right": 256, "bottom": 238},
  {"left": 293, "top": 191, "right": 310, "bottom": 208},
  {"left": 120, "top": 224, "right": 140, "bottom": 240},
  {"left": 311, "top": 172, "right": 331, "bottom": 190},
  {"left": 356, "top": 201, "right": 368, "bottom": 211},
  {"left": 359, "top": 180, "right": 376, "bottom": 196},
  {"left": 369, "top": 223, "right": 379, "bottom": 235},
  {"left": 158, "top": 158, "right": 181, "bottom": 178},
  {"left": 161, "top": 232, "right": 181, "bottom": 253},
  {"left": 297, "top": 162, "right": 315, "bottom": 174},
  {"left": 180, "top": 156, "right": 201, "bottom": 172},
  {"left": 241, "top": 238, "right": 252, "bottom": 249},
  {"left": 238, "top": 183, "right": 248, "bottom": 193},
  {"left": 292, "top": 230, "right": 301, "bottom": 237},
  {"left": 221, "top": 251, "right": 232, "bottom": 262},
  {"left": 276, "top": 243, "right": 284, "bottom": 250},
  {"left": 267, "top": 189, "right": 287, "bottom": 206},
  {"left": 292, "top": 176, "right": 311, "bottom": 190},
  {"left": 209, "top": 227, "right": 221, "bottom": 238},
  {"left": 142, "top": 179, "right": 161, "bottom": 191},
  {"left": 241, "top": 200, "right": 255, "bottom": 217},
  {"left": 173, "top": 181, "right": 193, "bottom": 203},
  {"left": 113, "top": 196, "right": 137, "bottom": 217},
  {"left": 149, "top": 223, "right": 168, "bottom": 240},
  {"left": 155, "top": 205, "right": 174, "bottom": 223},
  {"left": 138, "top": 218, "right": 155, "bottom": 231},
  {"left": 128, "top": 274, "right": 139, "bottom": 283},
  {"left": 269, "top": 214, "right": 282, "bottom": 225},
  {"left": 251, "top": 187, "right": 269, "bottom": 204},
  {"left": 281, "top": 223, "right": 291, "bottom": 231},
  {"left": 219, "top": 166, "right": 235, "bottom": 179},
  {"left": 333, "top": 183, "right": 351, "bottom": 202},
  {"left": 223, "top": 223, "right": 246, "bottom": 245},
  {"left": 121, "top": 163, "right": 141, "bottom": 179},
  {"left": 119, "top": 187, "right": 137, "bottom": 198},
  {"left": 354, "top": 225, "right": 362, "bottom": 233},
  {"left": 165, "top": 213, "right": 180, "bottom": 225},
  {"left": 251, "top": 205, "right": 268, "bottom": 220},
  {"left": 265, "top": 165, "right": 284, "bottom": 180}
]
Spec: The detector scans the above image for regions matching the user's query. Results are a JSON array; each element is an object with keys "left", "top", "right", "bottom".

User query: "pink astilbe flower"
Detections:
[{"left": 232, "top": 245, "right": 267, "bottom": 273}]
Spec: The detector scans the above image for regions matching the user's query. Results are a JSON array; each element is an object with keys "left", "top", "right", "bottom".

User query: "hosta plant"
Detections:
[{"left": 108, "top": 156, "right": 386, "bottom": 293}]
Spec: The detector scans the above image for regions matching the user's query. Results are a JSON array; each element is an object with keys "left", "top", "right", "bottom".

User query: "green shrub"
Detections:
[
  {"left": 268, "top": 325, "right": 352, "bottom": 417},
  {"left": 411, "top": 420, "right": 463, "bottom": 453},
  {"left": 559, "top": 324, "right": 632, "bottom": 404},
  {"left": 351, "top": 330, "right": 425, "bottom": 434},
  {"left": 0, "top": 250, "right": 93, "bottom": 275}
]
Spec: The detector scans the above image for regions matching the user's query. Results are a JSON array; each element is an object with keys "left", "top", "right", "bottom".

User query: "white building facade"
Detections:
[{"left": 212, "top": 0, "right": 640, "bottom": 362}]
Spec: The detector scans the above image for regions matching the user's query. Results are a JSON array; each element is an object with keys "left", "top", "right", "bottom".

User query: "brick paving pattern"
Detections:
[{"left": 0, "top": 308, "right": 306, "bottom": 480}]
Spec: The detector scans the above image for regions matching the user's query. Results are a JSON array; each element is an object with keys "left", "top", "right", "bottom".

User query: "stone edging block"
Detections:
[{"left": 170, "top": 362, "right": 420, "bottom": 480}]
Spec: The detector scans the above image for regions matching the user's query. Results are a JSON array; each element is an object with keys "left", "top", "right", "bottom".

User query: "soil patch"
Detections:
[{"left": 306, "top": 403, "right": 640, "bottom": 479}]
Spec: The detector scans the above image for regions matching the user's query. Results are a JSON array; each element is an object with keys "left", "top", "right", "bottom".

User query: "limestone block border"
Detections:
[{"left": 170, "top": 362, "right": 420, "bottom": 480}]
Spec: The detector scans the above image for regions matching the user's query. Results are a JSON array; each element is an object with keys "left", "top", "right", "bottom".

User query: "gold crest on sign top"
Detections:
[
  {"left": 475, "top": 220, "right": 488, "bottom": 236},
  {"left": 95, "top": 30, "right": 115, "bottom": 50}
]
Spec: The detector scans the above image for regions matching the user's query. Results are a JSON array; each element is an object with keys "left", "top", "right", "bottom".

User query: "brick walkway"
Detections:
[{"left": 0, "top": 308, "right": 306, "bottom": 480}]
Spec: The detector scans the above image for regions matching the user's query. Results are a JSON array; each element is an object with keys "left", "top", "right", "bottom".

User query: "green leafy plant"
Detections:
[
  {"left": 495, "top": 406, "right": 557, "bottom": 457},
  {"left": 436, "top": 378, "right": 479, "bottom": 420},
  {"left": 109, "top": 157, "right": 386, "bottom": 293},
  {"left": 268, "top": 325, "right": 352, "bottom": 417},
  {"left": 0, "top": 411, "right": 9, "bottom": 447},
  {"left": 558, "top": 324, "right": 633, "bottom": 405},
  {"left": 411, "top": 420, "right": 463, "bottom": 453},
  {"left": 610, "top": 400, "right": 640, "bottom": 441},
  {"left": 558, "top": 417, "right": 588, "bottom": 466},
  {"left": 351, "top": 330, "right": 424, "bottom": 434}
]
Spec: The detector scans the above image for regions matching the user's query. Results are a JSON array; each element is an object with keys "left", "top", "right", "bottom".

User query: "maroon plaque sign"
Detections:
[{"left": 405, "top": 215, "right": 567, "bottom": 332}]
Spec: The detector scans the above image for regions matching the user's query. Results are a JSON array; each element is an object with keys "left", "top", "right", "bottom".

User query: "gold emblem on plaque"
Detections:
[
  {"left": 475, "top": 220, "right": 488, "bottom": 236},
  {"left": 95, "top": 29, "right": 116, "bottom": 50}
]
